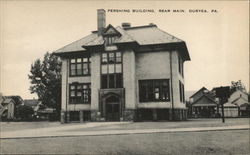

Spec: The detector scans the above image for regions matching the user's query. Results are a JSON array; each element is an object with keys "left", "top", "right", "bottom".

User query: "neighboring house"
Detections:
[
  {"left": 23, "top": 99, "right": 54, "bottom": 120},
  {"left": 219, "top": 102, "right": 239, "bottom": 117},
  {"left": 226, "top": 89, "right": 249, "bottom": 117},
  {"left": 54, "top": 9, "right": 191, "bottom": 123},
  {"left": 189, "top": 87, "right": 218, "bottom": 118},
  {"left": 211, "top": 88, "right": 249, "bottom": 117},
  {"left": 239, "top": 103, "right": 250, "bottom": 117},
  {"left": 228, "top": 89, "right": 249, "bottom": 107},
  {"left": 0, "top": 98, "right": 16, "bottom": 120}
]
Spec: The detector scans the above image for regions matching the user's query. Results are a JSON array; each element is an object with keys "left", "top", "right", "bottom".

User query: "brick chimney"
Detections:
[
  {"left": 122, "top": 23, "right": 131, "bottom": 28},
  {"left": 97, "top": 9, "right": 106, "bottom": 35}
]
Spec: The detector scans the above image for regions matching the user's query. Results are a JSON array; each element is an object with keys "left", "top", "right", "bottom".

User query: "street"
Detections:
[{"left": 0, "top": 118, "right": 249, "bottom": 154}]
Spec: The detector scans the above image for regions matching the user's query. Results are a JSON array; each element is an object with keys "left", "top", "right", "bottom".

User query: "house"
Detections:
[
  {"left": 224, "top": 89, "right": 249, "bottom": 117},
  {"left": 54, "top": 9, "right": 191, "bottom": 122},
  {"left": 0, "top": 98, "right": 16, "bottom": 120},
  {"left": 23, "top": 99, "right": 55, "bottom": 120},
  {"left": 228, "top": 89, "right": 249, "bottom": 107},
  {"left": 219, "top": 102, "right": 239, "bottom": 117},
  {"left": 189, "top": 87, "right": 218, "bottom": 118},
  {"left": 210, "top": 87, "right": 249, "bottom": 118}
]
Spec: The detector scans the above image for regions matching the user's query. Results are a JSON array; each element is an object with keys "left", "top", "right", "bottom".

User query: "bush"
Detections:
[{"left": 16, "top": 105, "right": 34, "bottom": 121}]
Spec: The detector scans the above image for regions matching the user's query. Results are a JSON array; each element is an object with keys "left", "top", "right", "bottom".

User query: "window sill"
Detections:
[
  {"left": 69, "top": 103, "right": 91, "bottom": 104},
  {"left": 139, "top": 100, "right": 170, "bottom": 103},
  {"left": 69, "top": 74, "right": 91, "bottom": 77}
]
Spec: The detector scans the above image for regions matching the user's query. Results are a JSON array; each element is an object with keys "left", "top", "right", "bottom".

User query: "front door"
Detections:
[{"left": 105, "top": 103, "right": 120, "bottom": 121}]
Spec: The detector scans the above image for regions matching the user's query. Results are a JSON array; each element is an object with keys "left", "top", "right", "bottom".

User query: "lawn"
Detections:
[{"left": 1, "top": 130, "right": 249, "bottom": 154}]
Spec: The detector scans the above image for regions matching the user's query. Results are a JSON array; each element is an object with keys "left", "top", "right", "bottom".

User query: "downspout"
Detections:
[{"left": 170, "top": 51, "right": 175, "bottom": 120}]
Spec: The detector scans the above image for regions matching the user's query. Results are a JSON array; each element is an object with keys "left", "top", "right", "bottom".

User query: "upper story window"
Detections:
[
  {"left": 101, "top": 51, "right": 121, "bottom": 64},
  {"left": 179, "top": 81, "right": 185, "bottom": 103},
  {"left": 69, "top": 83, "right": 91, "bottom": 104},
  {"left": 101, "top": 51, "right": 123, "bottom": 89},
  {"left": 139, "top": 79, "right": 170, "bottom": 102},
  {"left": 105, "top": 36, "right": 118, "bottom": 46},
  {"left": 70, "top": 57, "right": 91, "bottom": 77},
  {"left": 178, "top": 56, "right": 184, "bottom": 77}
]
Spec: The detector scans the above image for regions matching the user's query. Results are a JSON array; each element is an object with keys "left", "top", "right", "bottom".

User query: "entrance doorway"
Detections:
[{"left": 105, "top": 95, "right": 120, "bottom": 121}]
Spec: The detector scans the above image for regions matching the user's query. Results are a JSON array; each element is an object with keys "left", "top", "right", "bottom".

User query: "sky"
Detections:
[{"left": 0, "top": 0, "right": 249, "bottom": 99}]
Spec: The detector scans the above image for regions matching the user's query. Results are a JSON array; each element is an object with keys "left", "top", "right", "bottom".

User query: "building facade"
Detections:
[{"left": 54, "top": 9, "right": 191, "bottom": 122}]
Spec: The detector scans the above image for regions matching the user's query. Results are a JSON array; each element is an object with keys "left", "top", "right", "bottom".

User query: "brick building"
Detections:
[{"left": 54, "top": 9, "right": 191, "bottom": 122}]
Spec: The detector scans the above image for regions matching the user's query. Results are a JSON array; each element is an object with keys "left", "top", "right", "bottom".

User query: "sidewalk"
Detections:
[{"left": 1, "top": 123, "right": 249, "bottom": 139}]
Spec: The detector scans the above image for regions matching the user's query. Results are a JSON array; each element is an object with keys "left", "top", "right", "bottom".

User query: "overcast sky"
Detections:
[{"left": 0, "top": 1, "right": 249, "bottom": 99}]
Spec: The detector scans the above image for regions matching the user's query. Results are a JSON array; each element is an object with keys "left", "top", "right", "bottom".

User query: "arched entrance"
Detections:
[{"left": 105, "top": 95, "right": 120, "bottom": 121}]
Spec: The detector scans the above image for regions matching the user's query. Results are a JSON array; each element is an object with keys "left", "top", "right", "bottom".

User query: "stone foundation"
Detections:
[
  {"left": 91, "top": 110, "right": 101, "bottom": 121},
  {"left": 172, "top": 109, "right": 187, "bottom": 121},
  {"left": 61, "top": 108, "right": 187, "bottom": 123},
  {"left": 60, "top": 111, "right": 65, "bottom": 124},
  {"left": 123, "top": 109, "right": 135, "bottom": 121}
]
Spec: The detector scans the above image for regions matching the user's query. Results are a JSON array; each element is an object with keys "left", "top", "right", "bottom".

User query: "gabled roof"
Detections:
[
  {"left": 192, "top": 94, "right": 218, "bottom": 107},
  {"left": 53, "top": 24, "right": 190, "bottom": 60},
  {"left": 231, "top": 97, "right": 249, "bottom": 104},
  {"left": 190, "top": 87, "right": 208, "bottom": 98},
  {"left": 103, "top": 24, "right": 121, "bottom": 36},
  {"left": 230, "top": 89, "right": 249, "bottom": 96},
  {"left": 2, "top": 98, "right": 15, "bottom": 104}
]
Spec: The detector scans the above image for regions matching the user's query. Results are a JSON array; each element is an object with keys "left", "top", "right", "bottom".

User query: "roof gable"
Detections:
[
  {"left": 190, "top": 87, "right": 208, "bottom": 98},
  {"left": 103, "top": 24, "right": 121, "bottom": 36},
  {"left": 232, "top": 97, "right": 249, "bottom": 105}
]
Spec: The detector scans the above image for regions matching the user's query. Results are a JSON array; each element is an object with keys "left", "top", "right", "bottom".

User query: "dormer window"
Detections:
[{"left": 105, "top": 36, "right": 117, "bottom": 46}]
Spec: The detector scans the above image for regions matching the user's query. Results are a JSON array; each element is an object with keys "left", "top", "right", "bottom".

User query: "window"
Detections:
[
  {"left": 101, "top": 51, "right": 123, "bottom": 89},
  {"left": 139, "top": 79, "right": 170, "bottom": 102},
  {"left": 105, "top": 36, "right": 117, "bottom": 46},
  {"left": 69, "top": 83, "right": 91, "bottom": 104},
  {"left": 70, "top": 57, "right": 91, "bottom": 76},
  {"left": 178, "top": 56, "right": 184, "bottom": 76},
  {"left": 101, "top": 51, "right": 122, "bottom": 64},
  {"left": 179, "top": 81, "right": 185, "bottom": 103},
  {"left": 179, "top": 81, "right": 182, "bottom": 102}
]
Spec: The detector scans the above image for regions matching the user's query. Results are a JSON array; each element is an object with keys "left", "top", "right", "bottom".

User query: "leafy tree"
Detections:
[
  {"left": 28, "top": 52, "right": 62, "bottom": 119},
  {"left": 231, "top": 80, "right": 246, "bottom": 92}
]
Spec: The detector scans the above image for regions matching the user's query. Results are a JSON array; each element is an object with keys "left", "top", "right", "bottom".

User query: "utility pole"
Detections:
[{"left": 214, "top": 86, "right": 230, "bottom": 123}]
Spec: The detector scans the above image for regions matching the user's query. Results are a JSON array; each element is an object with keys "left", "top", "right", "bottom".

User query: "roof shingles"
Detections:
[{"left": 53, "top": 24, "right": 189, "bottom": 60}]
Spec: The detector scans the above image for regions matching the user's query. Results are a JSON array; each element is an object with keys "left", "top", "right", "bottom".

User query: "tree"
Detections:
[
  {"left": 16, "top": 105, "right": 34, "bottom": 121},
  {"left": 28, "top": 52, "right": 62, "bottom": 119},
  {"left": 231, "top": 80, "right": 246, "bottom": 92}
]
